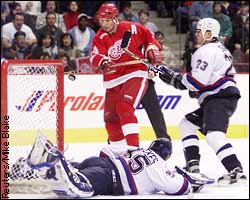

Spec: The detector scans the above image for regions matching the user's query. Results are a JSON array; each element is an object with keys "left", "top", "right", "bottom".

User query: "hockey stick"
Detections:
[
  {"left": 120, "top": 31, "right": 164, "bottom": 75},
  {"left": 67, "top": 31, "right": 162, "bottom": 81},
  {"left": 66, "top": 59, "right": 149, "bottom": 81}
]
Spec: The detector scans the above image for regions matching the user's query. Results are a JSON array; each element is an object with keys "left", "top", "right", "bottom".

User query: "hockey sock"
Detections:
[
  {"left": 206, "top": 131, "right": 243, "bottom": 172},
  {"left": 125, "top": 134, "right": 139, "bottom": 146},
  {"left": 105, "top": 122, "right": 124, "bottom": 142},
  {"left": 116, "top": 101, "right": 138, "bottom": 125},
  {"left": 116, "top": 101, "right": 139, "bottom": 147}
]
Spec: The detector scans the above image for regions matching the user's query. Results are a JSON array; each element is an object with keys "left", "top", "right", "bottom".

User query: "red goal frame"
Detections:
[{"left": 1, "top": 59, "right": 64, "bottom": 196}]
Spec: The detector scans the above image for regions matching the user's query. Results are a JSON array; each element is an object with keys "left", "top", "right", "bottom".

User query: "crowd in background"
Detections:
[{"left": 1, "top": 1, "right": 249, "bottom": 72}]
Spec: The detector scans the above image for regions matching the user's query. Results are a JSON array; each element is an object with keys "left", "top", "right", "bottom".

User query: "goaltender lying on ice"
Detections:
[{"left": 10, "top": 133, "right": 214, "bottom": 198}]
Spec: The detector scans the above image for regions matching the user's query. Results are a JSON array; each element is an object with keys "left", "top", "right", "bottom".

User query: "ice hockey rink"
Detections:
[{"left": 10, "top": 138, "right": 249, "bottom": 199}]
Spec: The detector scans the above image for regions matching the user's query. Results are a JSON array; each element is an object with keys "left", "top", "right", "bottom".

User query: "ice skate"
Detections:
[
  {"left": 218, "top": 167, "right": 247, "bottom": 186},
  {"left": 183, "top": 159, "right": 200, "bottom": 173}
]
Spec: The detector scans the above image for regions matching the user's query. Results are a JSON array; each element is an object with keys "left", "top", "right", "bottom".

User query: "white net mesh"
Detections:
[
  {"left": 3, "top": 61, "right": 63, "bottom": 193},
  {"left": 9, "top": 157, "right": 56, "bottom": 194}
]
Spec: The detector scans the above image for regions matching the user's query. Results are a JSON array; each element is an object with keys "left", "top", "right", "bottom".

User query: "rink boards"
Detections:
[{"left": 8, "top": 74, "right": 249, "bottom": 144}]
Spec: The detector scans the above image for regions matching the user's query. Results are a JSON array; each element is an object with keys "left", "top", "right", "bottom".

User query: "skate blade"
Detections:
[{"left": 217, "top": 178, "right": 247, "bottom": 186}]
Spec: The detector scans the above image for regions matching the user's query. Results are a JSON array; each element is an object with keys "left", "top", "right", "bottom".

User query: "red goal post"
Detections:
[{"left": 1, "top": 59, "right": 64, "bottom": 195}]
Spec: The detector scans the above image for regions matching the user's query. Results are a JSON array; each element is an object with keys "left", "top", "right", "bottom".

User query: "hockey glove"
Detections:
[
  {"left": 146, "top": 47, "right": 163, "bottom": 65},
  {"left": 158, "top": 66, "right": 187, "bottom": 90},
  {"left": 189, "top": 91, "right": 199, "bottom": 98},
  {"left": 99, "top": 59, "right": 116, "bottom": 73}
]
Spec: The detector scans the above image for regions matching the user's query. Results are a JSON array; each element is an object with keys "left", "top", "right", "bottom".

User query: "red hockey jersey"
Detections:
[{"left": 90, "top": 21, "right": 161, "bottom": 88}]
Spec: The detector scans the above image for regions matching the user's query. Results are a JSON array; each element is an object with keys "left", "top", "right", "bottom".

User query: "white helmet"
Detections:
[{"left": 197, "top": 18, "right": 220, "bottom": 40}]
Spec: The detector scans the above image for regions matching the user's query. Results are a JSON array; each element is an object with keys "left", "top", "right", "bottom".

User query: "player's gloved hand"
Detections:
[
  {"left": 189, "top": 91, "right": 199, "bottom": 98},
  {"left": 158, "top": 66, "right": 187, "bottom": 90},
  {"left": 146, "top": 48, "right": 163, "bottom": 65},
  {"left": 148, "top": 63, "right": 164, "bottom": 78},
  {"left": 99, "top": 59, "right": 116, "bottom": 73}
]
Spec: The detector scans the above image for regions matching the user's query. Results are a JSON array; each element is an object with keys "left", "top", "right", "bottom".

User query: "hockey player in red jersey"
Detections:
[{"left": 90, "top": 3, "right": 163, "bottom": 154}]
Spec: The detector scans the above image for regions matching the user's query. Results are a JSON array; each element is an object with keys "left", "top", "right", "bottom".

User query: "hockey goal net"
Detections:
[{"left": 1, "top": 59, "right": 64, "bottom": 194}]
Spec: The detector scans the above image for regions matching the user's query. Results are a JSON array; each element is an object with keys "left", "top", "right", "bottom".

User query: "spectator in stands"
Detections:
[
  {"left": 188, "top": 1, "right": 213, "bottom": 41},
  {"left": 58, "top": 33, "right": 81, "bottom": 62},
  {"left": 138, "top": 9, "right": 158, "bottom": 33},
  {"left": 1, "top": 1, "right": 10, "bottom": 25},
  {"left": 68, "top": 13, "right": 96, "bottom": 57},
  {"left": 220, "top": 1, "right": 241, "bottom": 19},
  {"left": 36, "top": 1, "right": 66, "bottom": 33},
  {"left": 16, "top": 1, "right": 41, "bottom": 16},
  {"left": 30, "top": 32, "right": 57, "bottom": 59},
  {"left": 2, "top": 30, "right": 31, "bottom": 59},
  {"left": 154, "top": 31, "right": 179, "bottom": 71},
  {"left": 231, "top": 16, "right": 249, "bottom": 63},
  {"left": 5, "top": 2, "right": 23, "bottom": 24},
  {"left": 147, "top": 1, "right": 169, "bottom": 18},
  {"left": 58, "top": 52, "right": 76, "bottom": 72},
  {"left": 242, "top": 16, "right": 249, "bottom": 55},
  {"left": 181, "top": 40, "right": 200, "bottom": 73},
  {"left": 4, "top": 2, "right": 37, "bottom": 34},
  {"left": 211, "top": 1, "right": 233, "bottom": 47},
  {"left": 2, "top": 12, "right": 37, "bottom": 49},
  {"left": 118, "top": 1, "right": 139, "bottom": 23},
  {"left": 231, "top": 3, "right": 249, "bottom": 32},
  {"left": 175, "top": 1, "right": 193, "bottom": 33},
  {"left": 63, "top": 1, "right": 80, "bottom": 31},
  {"left": 36, "top": 12, "right": 64, "bottom": 48}
]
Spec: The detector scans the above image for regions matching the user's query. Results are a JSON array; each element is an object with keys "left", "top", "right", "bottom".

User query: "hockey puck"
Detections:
[{"left": 68, "top": 74, "right": 76, "bottom": 81}]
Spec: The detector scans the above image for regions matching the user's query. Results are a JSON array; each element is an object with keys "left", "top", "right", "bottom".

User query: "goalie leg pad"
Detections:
[
  {"left": 27, "top": 133, "right": 59, "bottom": 169},
  {"left": 54, "top": 152, "right": 94, "bottom": 198}
]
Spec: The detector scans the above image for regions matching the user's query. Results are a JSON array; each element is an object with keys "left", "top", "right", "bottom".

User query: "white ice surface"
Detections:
[{"left": 10, "top": 138, "right": 249, "bottom": 199}]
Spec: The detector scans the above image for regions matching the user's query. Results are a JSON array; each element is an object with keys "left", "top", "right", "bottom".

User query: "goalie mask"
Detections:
[{"left": 148, "top": 138, "right": 172, "bottom": 160}]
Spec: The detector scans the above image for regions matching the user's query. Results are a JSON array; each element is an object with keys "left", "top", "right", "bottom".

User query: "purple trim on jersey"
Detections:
[
  {"left": 173, "top": 177, "right": 189, "bottom": 195},
  {"left": 186, "top": 73, "right": 205, "bottom": 90},
  {"left": 216, "top": 143, "right": 232, "bottom": 155},
  {"left": 182, "top": 135, "right": 199, "bottom": 142},
  {"left": 117, "top": 157, "right": 138, "bottom": 194},
  {"left": 186, "top": 74, "right": 236, "bottom": 93}
]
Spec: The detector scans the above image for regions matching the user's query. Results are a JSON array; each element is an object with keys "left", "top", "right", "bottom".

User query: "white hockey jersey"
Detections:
[
  {"left": 111, "top": 148, "right": 190, "bottom": 195},
  {"left": 181, "top": 41, "right": 238, "bottom": 104}
]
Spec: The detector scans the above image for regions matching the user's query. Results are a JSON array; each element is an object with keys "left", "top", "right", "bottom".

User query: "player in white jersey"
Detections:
[
  {"left": 150, "top": 18, "right": 247, "bottom": 185},
  {"left": 10, "top": 133, "right": 214, "bottom": 198}
]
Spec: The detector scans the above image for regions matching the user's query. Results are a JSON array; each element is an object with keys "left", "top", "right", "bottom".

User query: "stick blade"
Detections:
[{"left": 121, "top": 31, "right": 131, "bottom": 49}]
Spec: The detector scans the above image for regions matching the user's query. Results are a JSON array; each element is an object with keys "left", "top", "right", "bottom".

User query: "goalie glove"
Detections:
[{"left": 158, "top": 66, "right": 187, "bottom": 90}]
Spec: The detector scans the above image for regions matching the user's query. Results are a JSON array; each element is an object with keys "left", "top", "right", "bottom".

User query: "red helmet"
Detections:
[{"left": 96, "top": 3, "right": 119, "bottom": 19}]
